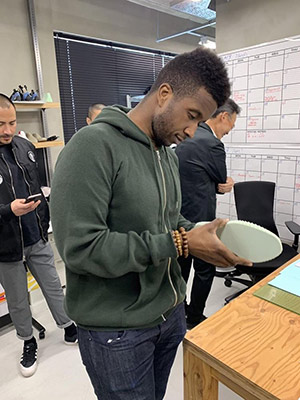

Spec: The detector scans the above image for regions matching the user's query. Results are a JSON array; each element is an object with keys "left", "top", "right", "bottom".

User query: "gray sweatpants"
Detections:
[{"left": 0, "top": 239, "right": 72, "bottom": 340}]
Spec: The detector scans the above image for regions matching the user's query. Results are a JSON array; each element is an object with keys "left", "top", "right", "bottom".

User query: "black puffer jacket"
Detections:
[{"left": 0, "top": 136, "right": 49, "bottom": 262}]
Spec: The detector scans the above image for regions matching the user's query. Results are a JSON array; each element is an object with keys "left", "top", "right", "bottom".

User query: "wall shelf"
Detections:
[
  {"left": 14, "top": 100, "right": 63, "bottom": 184},
  {"left": 14, "top": 101, "right": 60, "bottom": 110},
  {"left": 33, "top": 140, "right": 64, "bottom": 149}
]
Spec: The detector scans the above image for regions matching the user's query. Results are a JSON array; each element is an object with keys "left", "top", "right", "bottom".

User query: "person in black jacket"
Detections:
[
  {"left": 175, "top": 99, "right": 241, "bottom": 329},
  {"left": 0, "top": 93, "right": 77, "bottom": 378}
]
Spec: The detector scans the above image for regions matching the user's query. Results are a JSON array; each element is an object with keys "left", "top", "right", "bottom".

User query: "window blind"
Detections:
[{"left": 54, "top": 33, "right": 175, "bottom": 143}]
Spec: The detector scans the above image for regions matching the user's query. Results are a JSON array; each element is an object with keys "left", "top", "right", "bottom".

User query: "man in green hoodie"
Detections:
[{"left": 50, "top": 47, "right": 252, "bottom": 400}]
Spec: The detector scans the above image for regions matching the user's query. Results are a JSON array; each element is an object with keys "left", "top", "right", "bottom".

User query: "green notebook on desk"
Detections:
[{"left": 253, "top": 284, "right": 300, "bottom": 315}]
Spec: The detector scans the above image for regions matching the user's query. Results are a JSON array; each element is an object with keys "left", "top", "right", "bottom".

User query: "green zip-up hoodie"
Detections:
[{"left": 50, "top": 105, "right": 194, "bottom": 330}]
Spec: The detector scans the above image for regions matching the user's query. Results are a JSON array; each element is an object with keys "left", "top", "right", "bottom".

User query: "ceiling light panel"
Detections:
[{"left": 170, "top": 0, "right": 216, "bottom": 20}]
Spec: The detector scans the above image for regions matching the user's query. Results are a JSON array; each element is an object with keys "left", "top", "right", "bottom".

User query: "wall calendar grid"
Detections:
[
  {"left": 222, "top": 35, "right": 300, "bottom": 145},
  {"left": 217, "top": 147, "right": 300, "bottom": 241},
  {"left": 217, "top": 35, "right": 300, "bottom": 243}
]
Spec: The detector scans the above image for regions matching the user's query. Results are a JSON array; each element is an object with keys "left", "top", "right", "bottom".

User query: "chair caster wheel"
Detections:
[
  {"left": 224, "top": 279, "right": 232, "bottom": 287},
  {"left": 39, "top": 331, "right": 45, "bottom": 339}
]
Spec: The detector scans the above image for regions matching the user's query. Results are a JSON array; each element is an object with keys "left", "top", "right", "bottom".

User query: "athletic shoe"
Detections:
[
  {"left": 20, "top": 338, "right": 38, "bottom": 377},
  {"left": 25, "top": 132, "right": 38, "bottom": 143},
  {"left": 64, "top": 323, "right": 78, "bottom": 345},
  {"left": 32, "top": 133, "right": 47, "bottom": 142}
]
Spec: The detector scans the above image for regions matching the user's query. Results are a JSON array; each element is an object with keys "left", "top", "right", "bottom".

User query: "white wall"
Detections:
[{"left": 216, "top": 0, "right": 300, "bottom": 53}]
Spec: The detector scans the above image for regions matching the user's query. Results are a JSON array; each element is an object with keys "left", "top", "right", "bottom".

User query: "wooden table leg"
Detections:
[{"left": 184, "top": 346, "right": 218, "bottom": 400}]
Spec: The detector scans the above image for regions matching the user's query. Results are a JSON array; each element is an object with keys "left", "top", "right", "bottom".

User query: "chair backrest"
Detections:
[{"left": 234, "top": 181, "right": 279, "bottom": 236}]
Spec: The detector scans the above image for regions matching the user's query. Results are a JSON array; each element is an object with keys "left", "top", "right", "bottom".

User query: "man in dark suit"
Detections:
[{"left": 175, "top": 98, "right": 241, "bottom": 329}]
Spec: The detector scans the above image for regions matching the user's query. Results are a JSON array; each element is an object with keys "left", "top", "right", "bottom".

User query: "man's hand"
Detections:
[
  {"left": 10, "top": 198, "right": 41, "bottom": 217},
  {"left": 218, "top": 176, "right": 234, "bottom": 193},
  {"left": 186, "top": 218, "right": 252, "bottom": 267}
]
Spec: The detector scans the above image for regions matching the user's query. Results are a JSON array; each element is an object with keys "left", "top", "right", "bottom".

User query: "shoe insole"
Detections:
[{"left": 195, "top": 220, "right": 283, "bottom": 263}]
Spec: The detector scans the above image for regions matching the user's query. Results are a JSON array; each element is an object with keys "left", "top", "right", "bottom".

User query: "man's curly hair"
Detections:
[{"left": 149, "top": 47, "right": 230, "bottom": 107}]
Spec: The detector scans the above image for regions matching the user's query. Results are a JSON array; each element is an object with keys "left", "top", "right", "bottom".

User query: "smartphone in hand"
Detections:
[{"left": 25, "top": 194, "right": 42, "bottom": 203}]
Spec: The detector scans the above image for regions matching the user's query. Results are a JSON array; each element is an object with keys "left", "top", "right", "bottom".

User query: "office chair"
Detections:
[{"left": 222, "top": 181, "right": 300, "bottom": 303}]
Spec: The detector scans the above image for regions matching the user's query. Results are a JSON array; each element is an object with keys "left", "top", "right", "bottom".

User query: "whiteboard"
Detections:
[
  {"left": 216, "top": 35, "right": 300, "bottom": 242},
  {"left": 222, "top": 34, "right": 300, "bottom": 145}
]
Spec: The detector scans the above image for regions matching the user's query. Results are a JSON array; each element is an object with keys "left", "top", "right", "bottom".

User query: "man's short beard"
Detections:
[
  {"left": 151, "top": 105, "right": 173, "bottom": 147},
  {"left": 151, "top": 120, "right": 165, "bottom": 147}
]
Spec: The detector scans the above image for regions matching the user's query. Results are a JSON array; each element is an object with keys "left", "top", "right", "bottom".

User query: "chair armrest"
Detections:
[
  {"left": 285, "top": 221, "right": 300, "bottom": 235},
  {"left": 285, "top": 221, "right": 300, "bottom": 250}
]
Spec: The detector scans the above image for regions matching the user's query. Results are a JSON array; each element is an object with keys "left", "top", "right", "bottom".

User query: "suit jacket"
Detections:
[{"left": 175, "top": 122, "right": 227, "bottom": 223}]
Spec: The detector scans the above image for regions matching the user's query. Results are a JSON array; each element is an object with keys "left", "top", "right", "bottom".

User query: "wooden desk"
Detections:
[{"left": 184, "top": 255, "right": 300, "bottom": 400}]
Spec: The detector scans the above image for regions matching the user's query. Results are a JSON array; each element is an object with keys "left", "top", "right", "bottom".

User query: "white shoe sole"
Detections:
[
  {"left": 20, "top": 359, "right": 38, "bottom": 377},
  {"left": 64, "top": 339, "right": 78, "bottom": 346}
]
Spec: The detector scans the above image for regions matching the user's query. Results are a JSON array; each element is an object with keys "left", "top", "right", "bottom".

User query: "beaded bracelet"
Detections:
[
  {"left": 172, "top": 227, "right": 189, "bottom": 258},
  {"left": 179, "top": 227, "right": 189, "bottom": 258}
]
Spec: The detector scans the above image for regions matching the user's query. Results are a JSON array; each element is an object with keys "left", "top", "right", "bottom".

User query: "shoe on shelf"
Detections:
[
  {"left": 47, "top": 135, "right": 59, "bottom": 141},
  {"left": 64, "top": 323, "right": 78, "bottom": 345},
  {"left": 20, "top": 337, "right": 38, "bottom": 377},
  {"left": 18, "top": 130, "right": 28, "bottom": 140},
  {"left": 25, "top": 132, "right": 38, "bottom": 143},
  {"left": 32, "top": 133, "right": 47, "bottom": 142},
  {"left": 186, "top": 315, "right": 207, "bottom": 330}
]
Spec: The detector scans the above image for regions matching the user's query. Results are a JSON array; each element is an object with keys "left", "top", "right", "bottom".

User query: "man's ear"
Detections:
[
  {"left": 221, "top": 112, "right": 229, "bottom": 122},
  {"left": 156, "top": 83, "right": 173, "bottom": 107},
  {"left": 86, "top": 117, "right": 91, "bottom": 125}
]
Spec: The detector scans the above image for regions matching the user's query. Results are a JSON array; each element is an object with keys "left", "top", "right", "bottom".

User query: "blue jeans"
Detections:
[{"left": 78, "top": 303, "right": 186, "bottom": 400}]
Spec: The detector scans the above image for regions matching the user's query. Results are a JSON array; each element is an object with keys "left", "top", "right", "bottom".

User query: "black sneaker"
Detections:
[
  {"left": 20, "top": 338, "right": 38, "bottom": 377},
  {"left": 64, "top": 323, "right": 78, "bottom": 345}
]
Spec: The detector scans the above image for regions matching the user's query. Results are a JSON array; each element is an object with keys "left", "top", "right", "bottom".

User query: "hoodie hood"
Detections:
[{"left": 91, "top": 104, "right": 151, "bottom": 147}]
